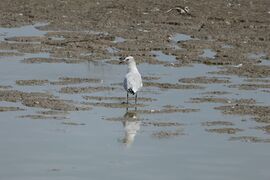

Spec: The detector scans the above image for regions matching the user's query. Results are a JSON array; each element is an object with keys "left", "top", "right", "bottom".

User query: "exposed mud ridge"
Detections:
[
  {"left": 253, "top": 116, "right": 270, "bottom": 124},
  {"left": 255, "top": 125, "right": 270, "bottom": 134},
  {"left": 18, "top": 114, "right": 68, "bottom": 120},
  {"left": 83, "top": 95, "right": 156, "bottom": 102},
  {"left": 228, "top": 83, "right": 270, "bottom": 90},
  {"left": 143, "top": 121, "right": 183, "bottom": 127},
  {"left": 0, "top": 85, "right": 12, "bottom": 89},
  {"left": 36, "top": 110, "right": 69, "bottom": 115},
  {"left": 105, "top": 116, "right": 145, "bottom": 122},
  {"left": 22, "top": 97, "right": 91, "bottom": 111},
  {"left": 201, "top": 91, "right": 231, "bottom": 95},
  {"left": 60, "top": 86, "right": 115, "bottom": 94},
  {"left": 143, "top": 82, "right": 204, "bottom": 89},
  {"left": 152, "top": 129, "right": 184, "bottom": 139},
  {"left": 22, "top": 57, "right": 92, "bottom": 64},
  {"left": 215, "top": 105, "right": 270, "bottom": 123},
  {"left": 61, "top": 121, "right": 86, "bottom": 126},
  {"left": 201, "top": 121, "right": 234, "bottom": 126},
  {"left": 213, "top": 65, "right": 270, "bottom": 78},
  {"left": 229, "top": 136, "right": 270, "bottom": 143},
  {"left": 0, "top": 89, "right": 91, "bottom": 111},
  {"left": 0, "top": 42, "right": 42, "bottom": 54},
  {"left": 205, "top": 128, "right": 243, "bottom": 134},
  {"left": 137, "top": 108, "right": 199, "bottom": 114},
  {"left": 50, "top": 77, "right": 101, "bottom": 85},
  {"left": 0, "top": 51, "right": 23, "bottom": 57},
  {"left": 189, "top": 97, "right": 256, "bottom": 104},
  {"left": 0, "top": 106, "right": 24, "bottom": 112},
  {"left": 245, "top": 78, "right": 270, "bottom": 83},
  {"left": 179, "top": 76, "right": 230, "bottom": 84},
  {"left": 142, "top": 76, "right": 161, "bottom": 81},
  {"left": 16, "top": 79, "right": 49, "bottom": 86},
  {"left": 83, "top": 102, "right": 146, "bottom": 108},
  {"left": 4, "top": 36, "right": 45, "bottom": 43},
  {"left": 0, "top": 90, "right": 54, "bottom": 102}
]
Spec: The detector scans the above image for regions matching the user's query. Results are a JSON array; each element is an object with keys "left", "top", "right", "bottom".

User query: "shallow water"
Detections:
[
  {"left": 0, "top": 24, "right": 270, "bottom": 180},
  {"left": 200, "top": 48, "right": 217, "bottom": 59},
  {"left": 170, "top": 33, "right": 194, "bottom": 49}
]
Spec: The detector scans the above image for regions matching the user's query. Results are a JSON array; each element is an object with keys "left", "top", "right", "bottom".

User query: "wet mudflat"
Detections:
[{"left": 0, "top": 0, "right": 270, "bottom": 180}]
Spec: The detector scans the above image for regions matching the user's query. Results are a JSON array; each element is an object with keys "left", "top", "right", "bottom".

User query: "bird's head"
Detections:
[{"left": 119, "top": 56, "right": 135, "bottom": 64}]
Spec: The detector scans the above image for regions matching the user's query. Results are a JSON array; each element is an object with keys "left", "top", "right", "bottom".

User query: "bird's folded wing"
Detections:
[{"left": 125, "top": 73, "right": 142, "bottom": 92}]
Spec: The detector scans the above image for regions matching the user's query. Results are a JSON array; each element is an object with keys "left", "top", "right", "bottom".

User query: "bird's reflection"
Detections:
[{"left": 121, "top": 109, "right": 141, "bottom": 147}]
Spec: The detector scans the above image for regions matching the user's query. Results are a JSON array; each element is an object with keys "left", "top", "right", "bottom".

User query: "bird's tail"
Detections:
[{"left": 127, "top": 88, "right": 135, "bottom": 95}]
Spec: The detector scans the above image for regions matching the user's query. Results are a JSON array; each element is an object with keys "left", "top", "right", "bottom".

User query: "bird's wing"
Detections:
[{"left": 124, "top": 72, "right": 142, "bottom": 93}]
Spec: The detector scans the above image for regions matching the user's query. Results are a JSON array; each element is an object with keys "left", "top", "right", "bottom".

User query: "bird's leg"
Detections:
[
  {"left": 135, "top": 93, "right": 137, "bottom": 104},
  {"left": 126, "top": 92, "right": 129, "bottom": 104}
]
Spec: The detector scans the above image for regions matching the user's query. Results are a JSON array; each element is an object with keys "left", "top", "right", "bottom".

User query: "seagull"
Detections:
[{"left": 119, "top": 56, "right": 143, "bottom": 104}]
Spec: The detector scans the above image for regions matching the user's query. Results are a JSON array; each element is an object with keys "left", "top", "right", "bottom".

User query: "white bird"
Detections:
[{"left": 119, "top": 56, "right": 143, "bottom": 104}]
